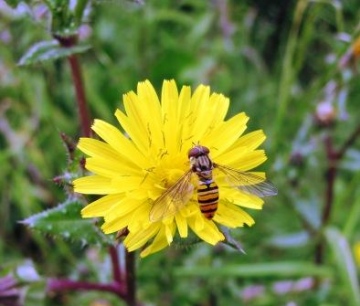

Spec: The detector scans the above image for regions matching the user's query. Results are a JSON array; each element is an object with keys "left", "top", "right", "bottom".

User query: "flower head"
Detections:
[{"left": 73, "top": 80, "right": 276, "bottom": 257}]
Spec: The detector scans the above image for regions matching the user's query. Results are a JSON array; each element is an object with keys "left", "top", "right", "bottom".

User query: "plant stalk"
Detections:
[
  {"left": 315, "top": 134, "right": 336, "bottom": 264},
  {"left": 109, "top": 245, "right": 122, "bottom": 284},
  {"left": 46, "top": 278, "right": 127, "bottom": 299},
  {"left": 315, "top": 122, "right": 360, "bottom": 264},
  {"left": 125, "top": 250, "right": 137, "bottom": 306},
  {"left": 67, "top": 54, "right": 92, "bottom": 137},
  {"left": 54, "top": 34, "right": 92, "bottom": 137}
]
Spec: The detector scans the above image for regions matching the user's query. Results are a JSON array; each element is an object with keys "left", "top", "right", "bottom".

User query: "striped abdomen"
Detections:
[{"left": 197, "top": 181, "right": 219, "bottom": 219}]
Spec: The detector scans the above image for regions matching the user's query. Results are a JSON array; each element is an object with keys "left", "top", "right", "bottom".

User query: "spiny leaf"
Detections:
[
  {"left": 18, "top": 40, "right": 90, "bottom": 66},
  {"left": 22, "top": 198, "right": 113, "bottom": 246}
]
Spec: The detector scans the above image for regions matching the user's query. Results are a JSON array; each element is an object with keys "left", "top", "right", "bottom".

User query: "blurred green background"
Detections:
[{"left": 1, "top": 0, "right": 360, "bottom": 305}]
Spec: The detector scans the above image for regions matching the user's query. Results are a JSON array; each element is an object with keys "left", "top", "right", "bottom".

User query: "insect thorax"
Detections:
[{"left": 189, "top": 154, "right": 214, "bottom": 183}]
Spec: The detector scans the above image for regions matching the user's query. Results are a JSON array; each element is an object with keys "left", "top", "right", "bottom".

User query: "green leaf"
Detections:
[
  {"left": 18, "top": 40, "right": 90, "bottom": 66},
  {"left": 22, "top": 198, "right": 113, "bottom": 246},
  {"left": 74, "top": 0, "right": 90, "bottom": 25},
  {"left": 174, "top": 261, "right": 333, "bottom": 278},
  {"left": 3, "top": 0, "right": 20, "bottom": 8},
  {"left": 325, "top": 226, "right": 360, "bottom": 306},
  {"left": 24, "top": 280, "right": 47, "bottom": 306},
  {"left": 343, "top": 192, "right": 360, "bottom": 239}
]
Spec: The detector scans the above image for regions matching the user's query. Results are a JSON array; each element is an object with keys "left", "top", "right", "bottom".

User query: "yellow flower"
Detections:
[{"left": 73, "top": 80, "right": 276, "bottom": 257}]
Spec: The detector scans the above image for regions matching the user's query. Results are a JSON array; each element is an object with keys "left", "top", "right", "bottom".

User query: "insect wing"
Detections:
[
  {"left": 150, "top": 170, "right": 194, "bottom": 222},
  {"left": 214, "top": 164, "right": 278, "bottom": 197}
]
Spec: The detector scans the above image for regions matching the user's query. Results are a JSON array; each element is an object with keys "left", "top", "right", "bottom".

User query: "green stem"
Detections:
[
  {"left": 273, "top": 0, "right": 308, "bottom": 149},
  {"left": 74, "top": 0, "right": 90, "bottom": 25}
]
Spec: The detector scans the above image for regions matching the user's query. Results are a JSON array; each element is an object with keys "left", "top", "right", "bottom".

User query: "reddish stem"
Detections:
[
  {"left": 54, "top": 34, "right": 92, "bottom": 137},
  {"left": 46, "top": 278, "right": 127, "bottom": 299},
  {"left": 315, "top": 135, "right": 337, "bottom": 264},
  {"left": 67, "top": 54, "right": 92, "bottom": 137},
  {"left": 125, "top": 250, "right": 137, "bottom": 306},
  {"left": 314, "top": 122, "right": 360, "bottom": 264},
  {"left": 109, "top": 245, "right": 122, "bottom": 284},
  {"left": 322, "top": 136, "right": 337, "bottom": 224},
  {"left": 45, "top": 247, "right": 140, "bottom": 305},
  {"left": 337, "top": 123, "right": 360, "bottom": 159}
]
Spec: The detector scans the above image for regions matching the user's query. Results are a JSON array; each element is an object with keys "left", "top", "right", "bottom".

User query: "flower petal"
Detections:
[
  {"left": 124, "top": 223, "right": 161, "bottom": 251},
  {"left": 175, "top": 214, "right": 188, "bottom": 238},
  {"left": 162, "top": 80, "right": 180, "bottom": 154},
  {"left": 81, "top": 194, "right": 123, "bottom": 217},
  {"left": 104, "top": 198, "right": 145, "bottom": 222},
  {"left": 101, "top": 213, "right": 132, "bottom": 234},
  {"left": 92, "top": 119, "right": 148, "bottom": 168},
  {"left": 140, "top": 227, "right": 172, "bottom": 257},
  {"left": 229, "top": 150, "right": 267, "bottom": 171},
  {"left": 202, "top": 112, "right": 249, "bottom": 155},
  {"left": 188, "top": 217, "right": 224, "bottom": 245},
  {"left": 214, "top": 202, "right": 255, "bottom": 228},
  {"left": 222, "top": 188, "right": 264, "bottom": 209},
  {"left": 230, "top": 130, "right": 266, "bottom": 151},
  {"left": 74, "top": 176, "right": 119, "bottom": 194},
  {"left": 85, "top": 157, "right": 142, "bottom": 179}
]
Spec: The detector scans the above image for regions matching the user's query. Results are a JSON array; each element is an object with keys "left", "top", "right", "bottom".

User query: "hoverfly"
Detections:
[{"left": 149, "top": 145, "right": 277, "bottom": 222}]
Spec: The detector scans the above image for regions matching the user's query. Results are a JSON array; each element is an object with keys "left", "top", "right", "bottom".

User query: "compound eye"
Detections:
[
  {"left": 200, "top": 146, "right": 210, "bottom": 154},
  {"left": 188, "top": 147, "right": 198, "bottom": 158},
  {"left": 188, "top": 145, "right": 210, "bottom": 158}
]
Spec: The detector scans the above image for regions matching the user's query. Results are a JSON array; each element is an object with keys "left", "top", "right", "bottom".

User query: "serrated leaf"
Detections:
[
  {"left": 325, "top": 226, "right": 360, "bottom": 306},
  {"left": 18, "top": 40, "right": 91, "bottom": 66},
  {"left": 22, "top": 199, "right": 113, "bottom": 246}
]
